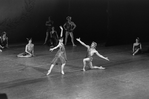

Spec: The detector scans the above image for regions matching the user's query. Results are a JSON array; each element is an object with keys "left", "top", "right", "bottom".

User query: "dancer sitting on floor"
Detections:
[
  {"left": 17, "top": 38, "right": 34, "bottom": 58},
  {"left": 47, "top": 26, "right": 67, "bottom": 75},
  {"left": 76, "top": 38, "right": 109, "bottom": 71},
  {"left": 132, "top": 37, "right": 142, "bottom": 55},
  {"left": 0, "top": 31, "right": 8, "bottom": 52}
]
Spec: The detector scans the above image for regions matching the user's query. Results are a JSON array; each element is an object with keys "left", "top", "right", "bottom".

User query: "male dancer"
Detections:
[
  {"left": 47, "top": 26, "right": 67, "bottom": 75},
  {"left": 63, "top": 16, "right": 76, "bottom": 46},
  {"left": 76, "top": 38, "right": 109, "bottom": 71}
]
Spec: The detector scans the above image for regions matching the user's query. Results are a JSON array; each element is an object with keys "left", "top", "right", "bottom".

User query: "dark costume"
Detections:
[
  {"left": 133, "top": 43, "right": 141, "bottom": 54},
  {"left": 63, "top": 22, "right": 75, "bottom": 32},
  {"left": 0, "top": 36, "right": 8, "bottom": 49}
]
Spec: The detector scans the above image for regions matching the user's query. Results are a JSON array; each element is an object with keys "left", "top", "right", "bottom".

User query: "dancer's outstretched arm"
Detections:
[
  {"left": 95, "top": 51, "right": 109, "bottom": 61},
  {"left": 50, "top": 43, "right": 60, "bottom": 51},
  {"left": 76, "top": 38, "right": 89, "bottom": 48},
  {"left": 60, "top": 26, "right": 63, "bottom": 37}
]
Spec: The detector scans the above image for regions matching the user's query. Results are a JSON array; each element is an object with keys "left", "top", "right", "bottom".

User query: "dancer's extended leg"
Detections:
[
  {"left": 47, "top": 64, "right": 54, "bottom": 75},
  {"left": 92, "top": 65, "right": 105, "bottom": 69},
  {"left": 47, "top": 56, "right": 58, "bottom": 75},
  {"left": 89, "top": 60, "right": 105, "bottom": 69}
]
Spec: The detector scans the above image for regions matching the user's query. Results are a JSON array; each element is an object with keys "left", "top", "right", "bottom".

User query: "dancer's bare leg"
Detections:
[
  {"left": 47, "top": 64, "right": 55, "bottom": 75},
  {"left": 17, "top": 53, "right": 32, "bottom": 58},
  {"left": 17, "top": 53, "right": 24, "bottom": 57},
  {"left": 70, "top": 32, "right": 76, "bottom": 46},
  {"left": 61, "top": 63, "right": 66, "bottom": 74},
  {"left": 44, "top": 32, "right": 48, "bottom": 44},
  {"left": 89, "top": 61, "right": 94, "bottom": 68},
  {"left": 65, "top": 31, "right": 69, "bottom": 45},
  {"left": 133, "top": 49, "right": 139, "bottom": 56},
  {"left": 89, "top": 62, "right": 105, "bottom": 69},
  {"left": 93, "top": 66, "right": 105, "bottom": 69},
  {"left": 83, "top": 58, "right": 89, "bottom": 71}
]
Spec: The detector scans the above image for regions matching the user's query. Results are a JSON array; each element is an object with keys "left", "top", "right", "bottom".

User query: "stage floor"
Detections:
[{"left": 0, "top": 43, "right": 149, "bottom": 99}]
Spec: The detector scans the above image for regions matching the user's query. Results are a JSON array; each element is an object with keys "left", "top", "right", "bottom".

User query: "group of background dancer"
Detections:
[
  {"left": 0, "top": 16, "right": 143, "bottom": 75},
  {"left": 44, "top": 16, "right": 76, "bottom": 47}
]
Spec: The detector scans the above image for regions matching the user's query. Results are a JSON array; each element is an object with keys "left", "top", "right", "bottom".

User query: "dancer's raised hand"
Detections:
[
  {"left": 60, "top": 26, "right": 63, "bottom": 30},
  {"left": 49, "top": 48, "right": 54, "bottom": 52},
  {"left": 105, "top": 57, "right": 109, "bottom": 61},
  {"left": 76, "top": 38, "right": 81, "bottom": 41}
]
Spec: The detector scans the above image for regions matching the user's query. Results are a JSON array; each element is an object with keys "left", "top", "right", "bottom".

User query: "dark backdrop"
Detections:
[{"left": 0, "top": 0, "right": 149, "bottom": 45}]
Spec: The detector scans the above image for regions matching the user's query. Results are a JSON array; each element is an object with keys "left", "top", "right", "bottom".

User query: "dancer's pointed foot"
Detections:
[
  {"left": 61, "top": 71, "right": 65, "bottom": 75},
  {"left": 82, "top": 68, "right": 86, "bottom": 71},
  {"left": 98, "top": 66, "right": 105, "bottom": 69},
  {"left": 46, "top": 70, "right": 51, "bottom": 75}
]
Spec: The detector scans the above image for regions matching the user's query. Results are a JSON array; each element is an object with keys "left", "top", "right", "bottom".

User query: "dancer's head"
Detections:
[
  {"left": 66, "top": 16, "right": 72, "bottom": 21},
  {"left": 59, "top": 37, "right": 63, "bottom": 43},
  {"left": 3, "top": 31, "right": 6, "bottom": 34},
  {"left": 52, "top": 27, "right": 54, "bottom": 30},
  {"left": 136, "top": 37, "right": 140, "bottom": 43},
  {"left": 91, "top": 41, "right": 97, "bottom": 48},
  {"left": 27, "top": 38, "right": 32, "bottom": 44},
  {"left": 2, "top": 31, "right": 6, "bottom": 37}
]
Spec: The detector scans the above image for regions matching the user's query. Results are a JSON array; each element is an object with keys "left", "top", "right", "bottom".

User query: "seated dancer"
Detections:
[
  {"left": 17, "top": 38, "right": 34, "bottom": 58},
  {"left": 0, "top": 31, "right": 8, "bottom": 52},
  {"left": 47, "top": 26, "right": 67, "bottom": 75},
  {"left": 44, "top": 27, "right": 58, "bottom": 47},
  {"left": 63, "top": 16, "right": 76, "bottom": 46},
  {"left": 76, "top": 38, "right": 109, "bottom": 71},
  {"left": 132, "top": 37, "right": 142, "bottom": 55}
]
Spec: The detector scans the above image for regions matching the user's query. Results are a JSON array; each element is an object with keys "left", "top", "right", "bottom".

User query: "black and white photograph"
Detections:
[{"left": 0, "top": 0, "right": 149, "bottom": 99}]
